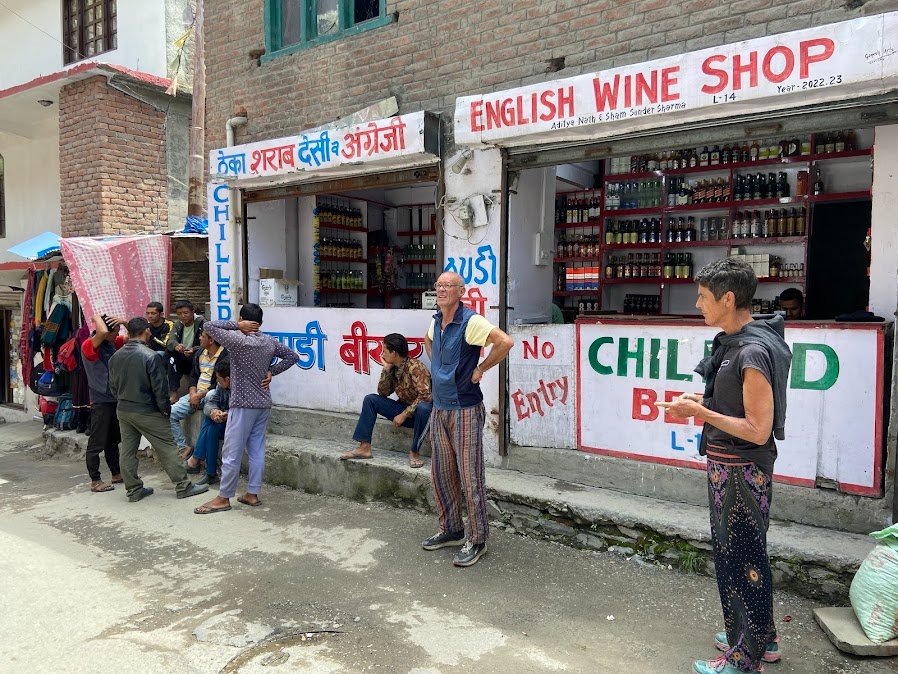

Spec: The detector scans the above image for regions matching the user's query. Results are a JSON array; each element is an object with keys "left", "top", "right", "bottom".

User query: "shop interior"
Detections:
[
  {"left": 530, "top": 127, "right": 874, "bottom": 322},
  {"left": 246, "top": 178, "right": 439, "bottom": 310}
]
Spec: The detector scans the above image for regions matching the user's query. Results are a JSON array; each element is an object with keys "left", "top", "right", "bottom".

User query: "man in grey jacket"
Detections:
[{"left": 108, "top": 317, "right": 209, "bottom": 503}]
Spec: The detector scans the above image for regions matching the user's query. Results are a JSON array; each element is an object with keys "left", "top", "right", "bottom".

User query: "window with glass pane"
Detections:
[
  {"left": 269, "top": 0, "right": 385, "bottom": 53},
  {"left": 63, "top": 0, "right": 117, "bottom": 64}
]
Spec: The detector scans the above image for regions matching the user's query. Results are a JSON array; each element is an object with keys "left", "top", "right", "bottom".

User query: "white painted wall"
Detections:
[
  {"left": 0, "top": 126, "right": 60, "bottom": 263},
  {"left": 0, "top": 0, "right": 169, "bottom": 90},
  {"left": 869, "top": 124, "right": 898, "bottom": 319},
  {"left": 507, "top": 168, "right": 555, "bottom": 325},
  {"left": 246, "top": 200, "right": 288, "bottom": 304}
]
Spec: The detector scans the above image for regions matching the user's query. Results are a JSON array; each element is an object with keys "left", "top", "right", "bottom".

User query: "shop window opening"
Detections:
[
  {"left": 510, "top": 128, "right": 874, "bottom": 324},
  {"left": 245, "top": 179, "right": 439, "bottom": 310},
  {"left": 266, "top": 0, "right": 388, "bottom": 56}
]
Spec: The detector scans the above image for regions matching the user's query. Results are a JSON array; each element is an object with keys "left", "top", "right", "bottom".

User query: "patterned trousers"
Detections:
[
  {"left": 429, "top": 403, "right": 488, "bottom": 544},
  {"left": 708, "top": 454, "right": 776, "bottom": 672}
]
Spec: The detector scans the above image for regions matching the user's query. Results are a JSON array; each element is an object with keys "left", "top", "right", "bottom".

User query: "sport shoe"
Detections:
[
  {"left": 715, "top": 631, "right": 780, "bottom": 663},
  {"left": 421, "top": 530, "right": 465, "bottom": 550},
  {"left": 692, "top": 656, "right": 741, "bottom": 674},
  {"left": 452, "top": 541, "right": 487, "bottom": 567},
  {"left": 176, "top": 483, "right": 209, "bottom": 499},
  {"left": 128, "top": 487, "right": 154, "bottom": 502}
]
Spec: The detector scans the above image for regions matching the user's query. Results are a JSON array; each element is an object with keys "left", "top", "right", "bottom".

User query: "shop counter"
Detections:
[{"left": 510, "top": 317, "right": 891, "bottom": 496}]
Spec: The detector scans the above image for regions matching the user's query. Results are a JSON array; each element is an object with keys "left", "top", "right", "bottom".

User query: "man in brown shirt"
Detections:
[{"left": 340, "top": 333, "right": 432, "bottom": 468}]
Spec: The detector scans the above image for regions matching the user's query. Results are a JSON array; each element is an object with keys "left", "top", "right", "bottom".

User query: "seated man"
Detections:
[
  {"left": 778, "top": 287, "right": 804, "bottom": 320},
  {"left": 166, "top": 300, "right": 205, "bottom": 403},
  {"left": 145, "top": 301, "right": 174, "bottom": 354},
  {"left": 340, "top": 333, "right": 433, "bottom": 468},
  {"left": 169, "top": 327, "right": 226, "bottom": 459},
  {"left": 187, "top": 358, "right": 231, "bottom": 485}
]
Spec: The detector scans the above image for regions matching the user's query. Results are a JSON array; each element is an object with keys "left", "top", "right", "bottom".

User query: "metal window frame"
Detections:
[{"left": 263, "top": 0, "right": 390, "bottom": 62}]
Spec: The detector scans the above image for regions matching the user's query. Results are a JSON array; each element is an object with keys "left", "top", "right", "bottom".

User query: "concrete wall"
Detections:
[
  {"left": 0, "top": 126, "right": 60, "bottom": 264},
  {"left": 507, "top": 168, "right": 554, "bottom": 325},
  {"left": 870, "top": 124, "right": 898, "bottom": 319},
  {"left": 0, "top": 0, "right": 177, "bottom": 89}
]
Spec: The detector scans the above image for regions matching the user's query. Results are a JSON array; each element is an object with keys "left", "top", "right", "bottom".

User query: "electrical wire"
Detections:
[{"left": 0, "top": 0, "right": 88, "bottom": 63}]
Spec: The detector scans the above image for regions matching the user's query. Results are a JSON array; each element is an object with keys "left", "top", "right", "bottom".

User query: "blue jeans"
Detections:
[
  {"left": 193, "top": 416, "right": 226, "bottom": 476},
  {"left": 353, "top": 394, "right": 432, "bottom": 454},
  {"left": 169, "top": 393, "right": 201, "bottom": 450}
]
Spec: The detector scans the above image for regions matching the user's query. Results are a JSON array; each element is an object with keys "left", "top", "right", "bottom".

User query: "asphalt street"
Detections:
[{"left": 0, "top": 421, "right": 894, "bottom": 673}]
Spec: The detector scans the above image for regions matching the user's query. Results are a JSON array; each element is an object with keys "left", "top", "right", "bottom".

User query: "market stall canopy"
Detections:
[{"left": 6, "top": 232, "right": 61, "bottom": 260}]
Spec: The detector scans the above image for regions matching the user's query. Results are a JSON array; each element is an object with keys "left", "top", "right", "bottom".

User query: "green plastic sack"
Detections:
[{"left": 849, "top": 524, "right": 898, "bottom": 644}]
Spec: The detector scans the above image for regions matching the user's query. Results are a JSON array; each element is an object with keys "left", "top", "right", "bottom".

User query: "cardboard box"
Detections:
[
  {"left": 259, "top": 278, "right": 299, "bottom": 306},
  {"left": 259, "top": 268, "right": 284, "bottom": 279},
  {"left": 421, "top": 290, "right": 437, "bottom": 310}
]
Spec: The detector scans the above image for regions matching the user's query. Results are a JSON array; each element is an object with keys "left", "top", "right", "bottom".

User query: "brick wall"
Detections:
[
  {"left": 204, "top": 0, "right": 898, "bottom": 153},
  {"left": 59, "top": 76, "right": 168, "bottom": 237}
]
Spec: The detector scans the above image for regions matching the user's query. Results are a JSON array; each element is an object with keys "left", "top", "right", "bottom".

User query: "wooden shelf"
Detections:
[
  {"left": 319, "top": 256, "right": 367, "bottom": 263},
  {"left": 730, "top": 236, "right": 807, "bottom": 245},
  {"left": 664, "top": 240, "right": 730, "bottom": 248},
  {"left": 602, "top": 243, "right": 663, "bottom": 251},
  {"left": 554, "top": 290, "right": 600, "bottom": 296},
  {"left": 604, "top": 207, "right": 663, "bottom": 216},
  {"left": 666, "top": 201, "right": 731, "bottom": 212},
  {"left": 555, "top": 220, "right": 602, "bottom": 229},
  {"left": 605, "top": 171, "right": 658, "bottom": 180},
  {"left": 757, "top": 276, "right": 806, "bottom": 284},
  {"left": 397, "top": 259, "right": 437, "bottom": 265},
  {"left": 554, "top": 256, "right": 603, "bottom": 262}
]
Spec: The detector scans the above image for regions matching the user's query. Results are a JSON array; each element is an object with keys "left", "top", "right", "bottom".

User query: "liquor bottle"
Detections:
[
  {"left": 750, "top": 211, "right": 761, "bottom": 239},
  {"left": 605, "top": 221, "right": 615, "bottom": 246},
  {"left": 685, "top": 216, "right": 696, "bottom": 242},
  {"left": 797, "top": 207, "right": 807, "bottom": 236},
  {"left": 768, "top": 139, "right": 782, "bottom": 159},
  {"left": 788, "top": 208, "right": 799, "bottom": 236},
  {"left": 763, "top": 210, "right": 774, "bottom": 238},
  {"left": 625, "top": 254, "right": 634, "bottom": 278},
  {"left": 825, "top": 134, "right": 836, "bottom": 154},
  {"left": 662, "top": 253, "right": 674, "bottom": 279},
  {"left": 759, "top": 140, "right": 769, "bottom": 161},
  {"left": 648, "top": 218, "right": 658, "bottom": 244},
  {"left": 699, "top": 146, "right": 709, "bottom": 166},
  {"left": 753, "top": 173, "right": 764, "bottom": 200},
  {"left": 557, "top": 232, "right": 567, "bottom": 258},
  {"left": 605, "top": 257, "right": 614, "bottom": 280},
  {"left": 722, "top": 144, "right": 732, "bottom": 164},
  {"left": 813, "top": 167, "right": 824, "bottom": 196},
  {"left": 740, "top": 140, "right": 751, "bottom": 162},
  {"left": 766, "top": 173, "right": 776, "bottom": 199},
  {"left": 710, "top": 145, "right": 721, "bottom": 165},
  {"left": 814, "top": 133, "right": 826, "bottom": 155},
  {"left": 835, "top": 131, "right": 847, "bottom": 153},
  {"left": 777, "top": 172, "right": 789, "bottom": 198},
  {"left": 688, "top": 149, "right": 698, "bottom": 168},
  {"left": 675, "top": 217, "right": 685, "bottom": 243}
]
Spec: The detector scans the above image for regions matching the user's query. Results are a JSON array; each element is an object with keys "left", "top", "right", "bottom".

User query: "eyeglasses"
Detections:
[{"left": 434, "top": 283, "right": 463, "bottom": 290}]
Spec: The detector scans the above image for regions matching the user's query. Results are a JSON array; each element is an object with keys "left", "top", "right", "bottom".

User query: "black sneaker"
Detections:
[
  {"left": 128, "top": 487, "right": 154, "bottom": 503},
  {"left": 176, "top": 483, "right": 209, "bottom": 499},
  {"left": 422, "top": 530, "right": 465, "bottom": 550},
  {"left": 196, "top": 473, "right": 220, "bottom": 486},
  {"left": 452, "top": 541, "right": 487, "bottom": 567}
]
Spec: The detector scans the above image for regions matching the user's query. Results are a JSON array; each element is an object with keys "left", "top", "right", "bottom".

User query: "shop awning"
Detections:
[
  {"left": 6, "top": 232, "right": 61, "bottom": 260},
  {"left": 208, "top": 111, "right": 441, "bottom": 190}
]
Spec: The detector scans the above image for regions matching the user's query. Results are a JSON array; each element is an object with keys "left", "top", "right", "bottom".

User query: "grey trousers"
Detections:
[{"left": 117, "top": 409, "right": 192, "bottom": 499}]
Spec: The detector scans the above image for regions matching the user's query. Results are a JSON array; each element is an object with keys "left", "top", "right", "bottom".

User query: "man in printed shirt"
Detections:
[
  {"left": 194, "top": 303, "right": 300, "bottom": 514},
  {"left": 339, "top": 333, "right": 432, "bottom": 468},
  {"left": 145, "top": 302, "right": 174, "bottom": 354},
  {"left": 166, "top": 300, "right": 205, "bottom": 403},
  {"left": 422, "top": 271, "right": 513, "bottom": 567},
  {"left": 170, "top": 327, "right": 225, "bottom": 460}
]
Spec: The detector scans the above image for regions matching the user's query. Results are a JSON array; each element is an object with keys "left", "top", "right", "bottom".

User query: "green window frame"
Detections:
[{"left": 264, "top": 0, "right": 390, "bottom": 60}]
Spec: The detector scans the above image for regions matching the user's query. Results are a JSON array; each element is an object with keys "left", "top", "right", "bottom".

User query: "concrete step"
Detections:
[{"left": 263, "top": 432, "right": 872, "bottom": 603}]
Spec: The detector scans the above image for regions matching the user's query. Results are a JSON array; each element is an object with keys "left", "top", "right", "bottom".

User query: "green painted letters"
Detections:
[
  {"left": 589, "top": 337, "right": 614, "bottom": 375},
  {"left": 790, "top": 343, "right": 839, "bottom": 390}
]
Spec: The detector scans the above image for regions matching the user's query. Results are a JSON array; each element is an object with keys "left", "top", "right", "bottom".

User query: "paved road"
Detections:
[{"left": 0, "top": 421, "right": 893, "bottom": 673}]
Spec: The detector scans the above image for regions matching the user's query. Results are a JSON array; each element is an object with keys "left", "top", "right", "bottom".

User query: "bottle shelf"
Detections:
[
  {"left": 730, "top": 196, "right": 808, "bottom": 207},
  {"left": 396, "top": 229, "right": 437, "bottom": 237},
  {"left": 602, "top": 243, "right": 664, "bottom": 251},
  {"left": 319, "top": 222, "right": 367, "bottom": 232},
  {"left": 604, "top": 277, "right": 671, "bottom": 285},
  {"left": 397, "top": 259, "right": 437, "bottom": 265},
  {"left": 554, "top": 290, "right": 601, "bottom": 296},
  {"left": 666, "top": 202, "right": 732, "bottom": 212},
  {"left": 603, "top": 207, "right": 663, "bottom": 216},
  {"left": 810, "top": 190, "right": 871, "bottom": 203},
  {"left": 554, "top": 256, "right": 603, "bottom": 262},
  {"left": 320, "top": 287, "right": 367, "bottom": 294},
  {"left": 730, "top": 236, "right": 807, "bottom": 246},
  {"left": 605, "top": 171, "right": 658, "bottom": 180},
  {"left": 555, "top": 220, "right": 602, "bottom": 229},
  {"left": 319, "top": 256, "right": 367, "bottom": 264},
  {"left": 663, "top": 240, "right": 731, "bottom": 248},
  {"left": 757, "top": 276, "right": 806, "bottom": 284}
]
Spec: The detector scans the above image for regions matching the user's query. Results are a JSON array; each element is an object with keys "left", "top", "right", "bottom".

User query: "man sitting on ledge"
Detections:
[{"left": 340, "top": 333, "right": 433, "bottom": 468}]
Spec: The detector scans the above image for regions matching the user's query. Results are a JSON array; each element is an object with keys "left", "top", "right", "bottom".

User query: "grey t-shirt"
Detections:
[{"left": 702, "top": 342, "right": 778, "bottom": 475}]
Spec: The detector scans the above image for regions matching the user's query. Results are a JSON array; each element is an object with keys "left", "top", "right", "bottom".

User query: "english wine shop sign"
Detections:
[
  {"left": 576, "top": 321, "right": 885, "bottom": 497},
  {"left": 456, "top": 12, "right": 898, "bottom": 145}
]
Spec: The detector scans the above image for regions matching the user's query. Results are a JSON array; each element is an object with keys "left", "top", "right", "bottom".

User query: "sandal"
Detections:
[
  {"left": 194, "top": 503, "right": 232, "bottom": 514},
  {"left": 111, "top": 474, "right": 123, "bottom": 484},
  {"left": 409, "top": 457, "right": 425, "bottom": 468},
  {"left": 237, "top": 496, "right": 262, "bottom": 507},
  {"left": 339, "top": 450, "right": 373, "bottom": 460},
  {"left": 90, "top": 481, "right": 114, "bottom": 492},
  {"left": 178, "top": 447, "right": 193, "bottom": 460}
]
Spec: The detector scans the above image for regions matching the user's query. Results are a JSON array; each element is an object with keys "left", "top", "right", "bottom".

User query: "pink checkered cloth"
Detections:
[{"left": 60, "top": 235, "right": 172, "bottom": 321}]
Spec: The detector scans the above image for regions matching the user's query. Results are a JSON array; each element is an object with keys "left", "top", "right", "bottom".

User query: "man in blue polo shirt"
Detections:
[{"left": 421, "top": 271, "right": 513, "bottom": 567}]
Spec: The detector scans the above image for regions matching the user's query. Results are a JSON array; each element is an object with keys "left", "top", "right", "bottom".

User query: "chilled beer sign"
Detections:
[
  {"left": 456, "top": 12, "right": 898, "bottom": 144},
  {"left": 577, "top": 321, "right": 884, "bottom": 496}
]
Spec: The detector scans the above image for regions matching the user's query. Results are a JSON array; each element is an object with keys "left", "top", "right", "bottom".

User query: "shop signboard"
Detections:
[
  {"left": 210, "top": 111, "right": 430, "bottom": 181},
  {"left": 455, "top": 12, "right": 898, "bottom": 145},
  {"left": 509, "top": 324, "right": 576, "bottom": 449},
  {"left": 577, "top": 320, "right": 885, "bottom": 496}
]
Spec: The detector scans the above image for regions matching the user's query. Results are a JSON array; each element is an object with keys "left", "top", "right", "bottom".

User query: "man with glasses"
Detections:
[{"left": 421, "top": 271, "right": 513, "bottom": 567}]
